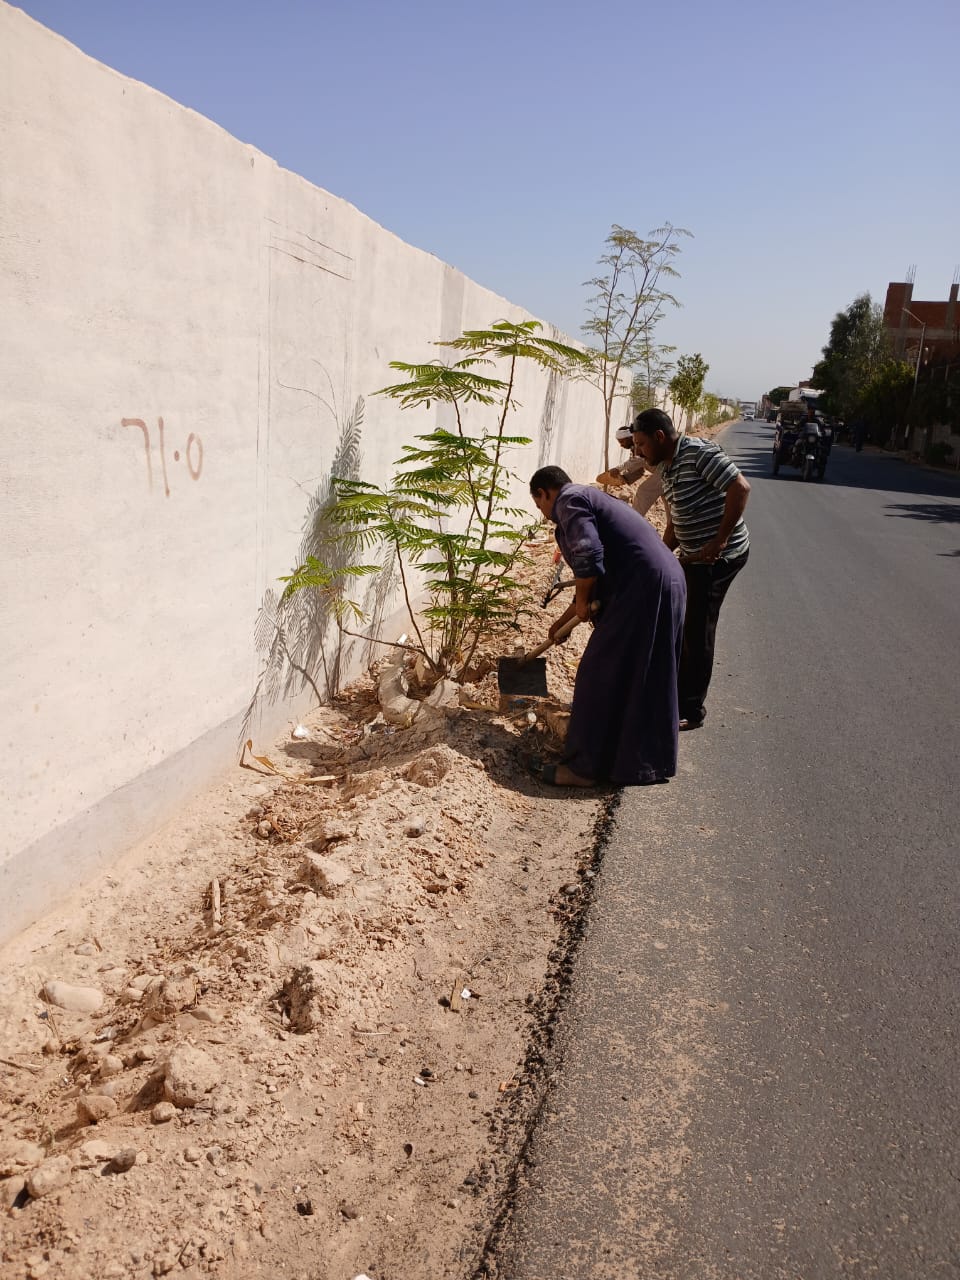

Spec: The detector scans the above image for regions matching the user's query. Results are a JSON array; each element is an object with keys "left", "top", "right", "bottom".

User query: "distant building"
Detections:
[
  {"left": 880, "top": 281, "right": 960, "bottom": 455},
  {"left": 882, "top": 281, "right": 960, "bottom": 366}
]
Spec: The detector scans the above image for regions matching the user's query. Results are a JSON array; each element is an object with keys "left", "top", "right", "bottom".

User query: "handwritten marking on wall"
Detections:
[
  {"left": 186, "top": 432, "right": 203, "bottom": 480},
  {"left": 121, "top": 417, "right": 204, "bottom": 495},
  {"left": 121, "top": 418, "right": 153, "bottom": 490}
]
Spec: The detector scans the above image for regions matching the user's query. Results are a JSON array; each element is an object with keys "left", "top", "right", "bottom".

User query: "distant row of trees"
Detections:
[
  {"left": 581, "top": 225, "right": 731, "bottom": 462},
  {"left": 808, "top": 293, "right": 958, "bottom": 449}
]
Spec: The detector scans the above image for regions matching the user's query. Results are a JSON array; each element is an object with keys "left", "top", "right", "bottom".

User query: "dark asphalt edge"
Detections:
[{"left": 464, "top": 787, "right": 624, "bottom": 1279}]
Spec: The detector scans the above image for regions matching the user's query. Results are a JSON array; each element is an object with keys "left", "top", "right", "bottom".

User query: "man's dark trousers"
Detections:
[{"left": 678, "top": 550, "right": 748, "bottom": 726}]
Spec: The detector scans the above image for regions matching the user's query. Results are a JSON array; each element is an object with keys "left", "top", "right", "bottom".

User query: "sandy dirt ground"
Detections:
[{"left": 0, "top": 497, "right": 667, "bottom": 1280}]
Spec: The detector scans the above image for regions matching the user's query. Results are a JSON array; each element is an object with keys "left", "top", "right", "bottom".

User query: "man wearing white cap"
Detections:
[{"left": 596, "top": 420, "right": 684, "bottom": 516}]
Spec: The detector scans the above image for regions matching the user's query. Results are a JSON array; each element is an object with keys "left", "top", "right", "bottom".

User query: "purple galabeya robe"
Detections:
[{"left": 551, "top": 484, "right": 686, "bottom": 785}]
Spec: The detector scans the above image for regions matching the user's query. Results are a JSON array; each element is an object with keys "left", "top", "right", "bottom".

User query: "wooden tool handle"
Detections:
[{"left": 524, "top": 613, "right": 580, "bottom": 662}]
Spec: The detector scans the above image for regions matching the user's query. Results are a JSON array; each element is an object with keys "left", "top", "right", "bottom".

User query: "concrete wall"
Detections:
[{"left": 0, "top": 4, "right": 620, "bottom": 945}]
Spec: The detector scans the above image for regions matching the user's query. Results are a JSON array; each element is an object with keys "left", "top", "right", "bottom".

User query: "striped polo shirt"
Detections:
[{"left": 658, "top": 436, "right": 749, "bottom": 560}]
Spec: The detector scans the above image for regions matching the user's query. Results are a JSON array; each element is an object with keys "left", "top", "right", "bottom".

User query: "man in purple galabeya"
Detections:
[{"left": 528, "top": 466, "right": 687, "bottom": 788}]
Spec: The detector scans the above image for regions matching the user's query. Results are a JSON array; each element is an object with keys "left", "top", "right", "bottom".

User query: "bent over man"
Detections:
[
  {"left": 596, "top": 418, "right": 685, "bottom": 516},
  {"left": 528, "top": 466, "right": 686, "bottom": 788},
  {"left": 631, "top": 408, "right": 750, "bottom": 731}
]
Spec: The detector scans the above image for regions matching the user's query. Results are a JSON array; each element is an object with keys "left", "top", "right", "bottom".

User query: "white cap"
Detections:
[{"left": 615, "top": 426, "right": 633, "bottom": 447}]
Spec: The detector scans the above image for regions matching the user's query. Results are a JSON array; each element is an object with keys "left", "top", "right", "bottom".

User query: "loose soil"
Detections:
[{"left": 0, "top": 510, "right": 658, "bottom": 1280}]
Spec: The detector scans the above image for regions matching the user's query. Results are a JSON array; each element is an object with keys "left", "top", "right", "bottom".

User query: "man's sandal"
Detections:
[{"left": 528, "top": 755, "right": 599, "bottom": 788}]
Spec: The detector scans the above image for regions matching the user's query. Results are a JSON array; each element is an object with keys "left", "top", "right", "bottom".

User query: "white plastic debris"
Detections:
[
  {"left": 461, "top": 988, "right": 473, "bottom": 1000},
  {"left": 291, "top": 724, "right": 311, "bottom": 741},
  {"left": 378, "top": 661, "right": 421, "bottom": 727},
  {"left": 413, "top": 1075, "right": 427, "bottom": 1087}
]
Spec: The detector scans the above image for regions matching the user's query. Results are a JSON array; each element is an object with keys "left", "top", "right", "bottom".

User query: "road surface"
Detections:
[{"left": 492, "top": 424, "right": 960, "bottom": 1279}]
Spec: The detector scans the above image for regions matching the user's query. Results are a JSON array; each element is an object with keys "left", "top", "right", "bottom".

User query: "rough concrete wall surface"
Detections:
[{"left": 0, "top": 4, "right": 617, "bottom": 945}]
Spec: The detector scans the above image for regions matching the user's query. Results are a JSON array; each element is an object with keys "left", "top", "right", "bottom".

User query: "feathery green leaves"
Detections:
[{"left": 281, "top": 320, "right": 580, "bottom": 680}]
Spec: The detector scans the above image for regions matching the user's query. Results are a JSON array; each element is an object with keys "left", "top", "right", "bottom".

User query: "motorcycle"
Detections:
[{"left": 772, "top": 415, "right": 832, "bottom": 481}]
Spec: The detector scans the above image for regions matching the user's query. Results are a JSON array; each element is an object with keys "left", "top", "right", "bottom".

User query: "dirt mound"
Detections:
[{"left": 0, "top": 538, "right": 612, "bottom": 1279}]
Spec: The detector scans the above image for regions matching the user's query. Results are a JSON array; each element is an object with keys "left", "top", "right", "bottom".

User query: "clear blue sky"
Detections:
[{"left": 13, "top": 0, "right": 960, "bottom": 400}]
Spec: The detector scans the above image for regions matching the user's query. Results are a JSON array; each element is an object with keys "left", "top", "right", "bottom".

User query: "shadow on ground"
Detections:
[{"left": 884, "top": 501, "right": 960, "bottom": 525}]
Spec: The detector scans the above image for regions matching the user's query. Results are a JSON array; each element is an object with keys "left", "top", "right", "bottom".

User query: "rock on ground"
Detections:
[
  {"left": 41, "top": 980, "right": 104, "bottom": 1013},
  {"left": 161, "top": 1045, "right": 220, "bottom": 1108},
  {"left": 26, "top": 1155, "right": 71, "bottom": 1198}
]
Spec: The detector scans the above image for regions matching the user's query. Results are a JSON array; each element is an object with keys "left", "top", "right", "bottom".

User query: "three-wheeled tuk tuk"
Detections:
[{"left": 772, "top": 401, "right": 833, "bottom": 480}]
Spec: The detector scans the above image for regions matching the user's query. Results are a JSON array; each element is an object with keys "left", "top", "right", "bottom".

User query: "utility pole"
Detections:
[{"left": 901, "top": 307, "right": 927, "bottom": 452}]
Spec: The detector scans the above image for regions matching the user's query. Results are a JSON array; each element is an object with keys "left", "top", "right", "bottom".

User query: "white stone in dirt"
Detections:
[
  {"left": 99, "top": 1054, "right": 124, "bottom": 1077},
  {"left": 161, "top": 1045, "right": 220, "bottom": 1108},
  {"left": 74, "top": 1138, "right": 116, "bottom": 1168},
  {"left": 151, "top": 1101, "right": 177, "bottom": 1125},
  {"left": 26, "top": 1155, "right": 72, "bottom": 1198},
  {"left": 42, "top": 979, "right": 104, "bottom": 1014},
  {"left": 298, "top": 851, "right": 352, "bottom": 897},
  {"left": 77, "top": 1094, "right": 118, "bottom": 1123},
  {"left": 0, "top": 1139, "right": 46, "bottom": 1177}
]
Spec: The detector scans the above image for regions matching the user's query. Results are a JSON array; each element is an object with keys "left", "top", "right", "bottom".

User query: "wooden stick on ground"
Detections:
[{"left": 0, "top": 1056, "right": 41, "bottom": 1074}]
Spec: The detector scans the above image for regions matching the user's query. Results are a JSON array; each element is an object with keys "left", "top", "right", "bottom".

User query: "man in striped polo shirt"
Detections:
[
  {"left": 632, "top": 408, "right": 750, "bottom": 731},
  {"left": 596, "top": 418, "right": 686, "bottom": 516}
]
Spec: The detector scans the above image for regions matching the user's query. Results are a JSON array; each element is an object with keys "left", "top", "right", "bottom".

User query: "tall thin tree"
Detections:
[{"left": 582, "top": 223, "right": 691, "bottom": 469}]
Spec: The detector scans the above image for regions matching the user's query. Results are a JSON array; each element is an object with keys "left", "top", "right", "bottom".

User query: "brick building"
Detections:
[
  {"left": 882, "top": 281, "right": 960, "bottom": 455},
  {"left": 883, "top": 280, "right": 960, "bottom": 365}
]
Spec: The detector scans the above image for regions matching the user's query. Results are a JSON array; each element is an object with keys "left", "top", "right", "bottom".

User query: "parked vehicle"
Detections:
[{"left": 772, "top": 404, "right": 833, "bottom": 480}]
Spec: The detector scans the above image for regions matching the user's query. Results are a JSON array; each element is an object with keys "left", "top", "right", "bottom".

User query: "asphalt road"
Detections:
[{"left": 491, "top": 424, "right": 960, "bottom": 1279}]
